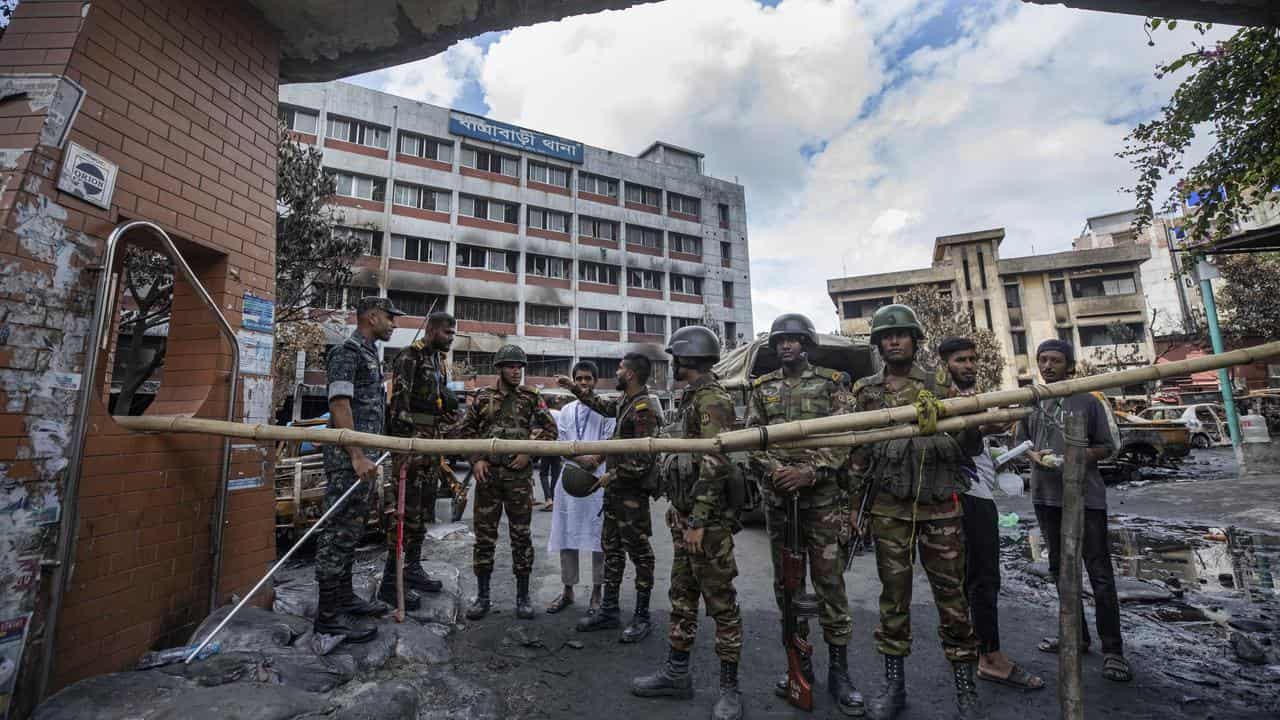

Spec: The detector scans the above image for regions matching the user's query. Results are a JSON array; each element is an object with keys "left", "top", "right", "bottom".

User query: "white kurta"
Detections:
[{"left": 547, "top": 400, "right": 615, "bottom": 553}]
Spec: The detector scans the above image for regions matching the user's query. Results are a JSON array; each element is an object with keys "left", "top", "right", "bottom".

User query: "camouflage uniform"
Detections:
[
  {"left": 456, "top": 381, "right": 557, "bottom": 575},
  {"left": 573, "top": 387, "right": 661, "bottom": 595},
  {"left": 665, "top": 374, "right": 742, "bottom": 663},
  {"left": 386, "top": 341, "right": 453, "bottom": 552},
  {"left": 747, "top": 363, "right": 855, "bottom": 646},
  {"left": 316, "top": 332, "right": 386, "bottom": 589},
  {"left": 850, "top": 364, "right": 979, "bottom": 663}
]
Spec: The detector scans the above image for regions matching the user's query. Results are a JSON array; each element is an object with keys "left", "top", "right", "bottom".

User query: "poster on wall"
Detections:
[
  {"left": 56, "top": 141, "right": 117, "bottom": 210},
  {"left": 243, "top": 376, "right": 273, "bottom": 426},
  {"left": 237, "top": 330, "right": 274, "bottom": 377},
  {"left": 0, "top": 614, "right": 32, "bottom": 720},
  {"left": 243, "top": 293, "right": 275, "bottom": 334}
]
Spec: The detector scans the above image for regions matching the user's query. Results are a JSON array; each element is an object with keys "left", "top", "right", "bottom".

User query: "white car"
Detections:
[{"left": 1139, "top": 404, "right": 1229, "bottom": 448}]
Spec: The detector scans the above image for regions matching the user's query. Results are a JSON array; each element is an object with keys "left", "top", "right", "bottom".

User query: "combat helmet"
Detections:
[
  {"left": 869, "top": 304, "right": 925, "bottom": 345},
  {"left": 494, "top": 344, "right": 528, "bottom": 367},
  {"left": 768, "top": 313, "right": 817, "bottom": 347},
  {"left": 560, "top": 461, "right": 601, "bottom": 498},
  {"left": 666, "top": 325, "right": 721, "bottom": 360}
]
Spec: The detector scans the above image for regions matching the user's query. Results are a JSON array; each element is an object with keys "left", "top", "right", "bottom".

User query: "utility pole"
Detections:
[{"left": 1194, "top": 258, "right": 1245, "bottom": 469}]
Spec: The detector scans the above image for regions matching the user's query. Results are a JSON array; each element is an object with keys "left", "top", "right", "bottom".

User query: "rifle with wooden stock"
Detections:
[{"left": 782, "top": 494, "right": 816, "bottom": 710}]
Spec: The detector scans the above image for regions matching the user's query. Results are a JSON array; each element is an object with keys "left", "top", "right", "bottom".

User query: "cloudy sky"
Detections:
[{"left": 346, "top": 0, "right": 1216, "bottom": 333}]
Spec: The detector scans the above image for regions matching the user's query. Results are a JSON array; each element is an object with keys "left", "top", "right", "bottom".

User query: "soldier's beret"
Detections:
[{"left": 356, "top": 296, "right": 406, "bottom": 317}]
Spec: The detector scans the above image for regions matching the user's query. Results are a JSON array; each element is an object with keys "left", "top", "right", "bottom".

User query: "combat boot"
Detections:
[
  {"left": 828, "top": 643, "right": 866, "bottom": 716},
  {"left": 631, "top": 646, "right": 693, "bottom": 698},
  {"left": 314, "top": 581, "right": 377, "bottom": 643},
  {"left": 339, "top": 566, "right": 389, "bottom": 616},
  {"left": 868, "top": 654, "right": 906, "bottom": 720},
  {"left": 376, "top": 552, "right": 421, "bottom": 611},
  {"left": 713, "top": 659, "right": 744, "bottom": 720},
  {"left": 515, "top": 574, "right": 535, "bottom": 620},
  {"left": 466, "top": 573, "right": 492, "bottom": 620},
  {"left": 404, "top": 539, "right": 443, "bottom": 593},
  {"left": 952, "top": 662, "right": 985, "bottom": 720},
  {"left": 577, "top": 585, "right": 621, "bottom": 632},
  {"left": 620, "top": 589, "right": 652, "bottom": 643}
]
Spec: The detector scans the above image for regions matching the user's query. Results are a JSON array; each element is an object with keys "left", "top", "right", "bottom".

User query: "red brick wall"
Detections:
[{"left": 0, "top": 0, "right": 281, "bottom": 698}]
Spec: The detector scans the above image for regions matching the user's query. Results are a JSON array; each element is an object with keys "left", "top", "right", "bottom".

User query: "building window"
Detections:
[
  {"left": 455, "top": 297, "right": 517, "bottom": 324},
  {"left": 983, "top": 299, "right": 993, "bottom": 331},
  {"left": 670, "top": 233, "right": 701, "bottom": 255},
  {"left": 721, "top": 280, "right": 733, "bottom": 306},
  {"left": 526, "top": 355, "right": 572, "bottom": 376},
  {"left": 336, "top": 226, "right": 381, "bottom": 256},
  {"left": 455, "top": 351, "right": 497, "bottom": 376},
  {"left": 667, "top": 192, "right": 700, "bottom": 218},
  {"left": 718, "top": 203, "right": 730, "bottom": 226},
  {"left": 1071, "top": 273, "right": 1138, "bottom": 298},
  {"left": 525, "top": 253, "right": 571, "bottom": 280},
  {"left": 459, "top": 195, "right": 519, "bottom": 225},
  {"left": 1079, "top": 322, "right": 1145, "bottom": 347},
  {"left": 669, "top": 274, "right": 703, "bottom": 296},
  {"left": 627, "top": 268, "right": 663, "bottom": 291},
  {"left": 625, "top": 182, "right": 661, "bottom": 207},
  {"left": 578, "top": 172, "right": 619, "bottom": 198},
  {"left": 386, "top": 290, "right": 445, "bottom": 317},
  {"left": 724, "top": 321, "right": 737, "bottom": 346},
  {"left": 1004, "top": 283, "right": 1021, "bottom": 308},
  {"left": 977, "top": 250, "right": 988, "bottom": 289},
  {"left": 326, "top": 115, "right": 390, "bottom": 149},
  {"left": 962, "top": 256, "right": 972, "bottom": 292},
  {"left": 528, "top": 161, "right": 570, "bottom": 189},
  {"left": 526, "top": 304, "right": 570, "bottom": 327},
  {"left": 967, "top": 301, "right": 976, "bottom": 329},
  {"left": 392, "top": 182, "right": 450, "bottom": 212},
  {"left": 578, "top": 216, "right": 618, "bottom": 241},
  {"left": 627, "top": 225, "right": 663, "bottom": 250},
  {"left": 319, "top": 284, "right": 377, "bottom": 311},
  {"left": 331, "top": 171, "right": 386, "bottom": 202},
  {"left": 397, "top": 131, "right": 453, "bottom": 163},
  {"left": 1057, "top": 326, "right": 1074, "bottom": 343},
  {"left": 456, "top": 244, "right": 518, "bottom": 273},
  {"left": 390, "top": 234, "right": 448, "bottom": 264},
  {"left": 1010, "top": 331, "right": 1027, "bottom": 355},
  {"left": 672, "top": 316, "right": 700, "bottom": 330},
  {"left": 461, "top": 146, "right": 519, "bottom": 177},
  {"left": 527, "top": 207, "right": 569, "bottom": 233},
  {"left": 841, "top": 297, "right": 892, "bottom": 319},
  {"left": 579, "top": 308, "right": 621, "bottom": 331},
  {"left": 720, "top": 241, "right": 731, "bottom": 263},
  {"left": 579, "top": 261, "right": 620, "bottom": 286},
  {"left": 1050, "top": 279, "right": 1068, "bottom": 304},
  {"left": 628, "top": 313, "right": 666, "bottom": 336},
  {"left": 280, "top": 106, "right": 318, "bottom": 134}
]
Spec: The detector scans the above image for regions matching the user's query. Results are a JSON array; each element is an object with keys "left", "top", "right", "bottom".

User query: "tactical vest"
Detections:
[
  {"left": 861, "top": 368, "right": 971, "bottom": 503},
  {"left": 483, "top": 387, "right": 536, "bottom": 467}
]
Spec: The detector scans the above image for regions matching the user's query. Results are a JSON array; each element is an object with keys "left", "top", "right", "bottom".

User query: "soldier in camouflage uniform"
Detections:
[
  {"left": 380, "top": 311, "right": 458, "bottom": 610},
  {"left": 631, "top": 326, "right": 743, "bottom": 720},
  {"left": 850, "top": 304, "right": 982, "bottom": 720},
  {"left": 314, "top": 297, "right": 404, "bottom": 643},
  {"left": 557, "top": 352, "right": 661, "bottom": 643},
  {"left": 456, "top": 344, "right": 557, "bottom": 620},
  {"left": 748, "top": 313, "right": 865, "bottom": 716}
]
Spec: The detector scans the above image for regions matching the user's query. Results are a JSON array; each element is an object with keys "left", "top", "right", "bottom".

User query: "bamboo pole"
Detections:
[
  {"left": 1058, "top": 411, "right": 1086, "bottom": 720},
  {"left": 111, "top": 340, "right": 1280, "bottom": 454},
  {"left": 773, "top": 407, "right": 1031, "bottom": 449}
]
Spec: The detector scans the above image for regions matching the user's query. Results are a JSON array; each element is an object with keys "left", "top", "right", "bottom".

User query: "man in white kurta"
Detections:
[{"left": 546, "top": 361, "right": 616, "bottom": 614}]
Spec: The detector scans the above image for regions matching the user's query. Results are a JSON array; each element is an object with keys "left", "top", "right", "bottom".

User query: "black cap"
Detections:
[{"left": 356, "top": 296, "right": 405, "bottom": 317}]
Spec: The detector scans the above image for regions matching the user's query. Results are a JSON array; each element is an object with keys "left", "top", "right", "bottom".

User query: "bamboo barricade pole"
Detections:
[
  {"left": 773, "top": 407, "right": 1030, "bottom": 450},
  {"left": 1058, "top": 411, "right": 1087, "bottom": 720},
  {"left": 112, "top": 340, "right": 1280, "bottom": 454}
]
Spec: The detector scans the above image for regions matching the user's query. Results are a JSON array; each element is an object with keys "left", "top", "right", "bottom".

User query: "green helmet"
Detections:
[
  {"left": 869, "top": 304, "right": 925, "bottom": 345},
  {"left": 560, "top": 461, "right": 601, "bottom": 498},
  {"left": 494, "top": 344, "right": 527, "bottom": 367},
  {"left": 666, "top": 325, "right": 721, "bottom": 360},
  {"left": 768, "top": 313, "right": 817, "bottom": 347}
]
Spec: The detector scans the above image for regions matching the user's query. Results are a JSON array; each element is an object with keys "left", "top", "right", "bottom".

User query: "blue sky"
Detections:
[{"left": 347, "top": 0, "right": 1217, "bottom": 332}]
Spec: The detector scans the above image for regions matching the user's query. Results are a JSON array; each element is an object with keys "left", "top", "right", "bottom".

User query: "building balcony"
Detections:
[
  {"left": 626, "top": 288, "right": 662, "bottom": 300},
  {"left": 396, "top": 154, "right": 451, "bottom": 172},
  {"left": 580, "top": 329, "right": 620, "bottom": 342},
  {"left": 460, "top": 167, "right": 518, "bottom": 186},
  {"left": 627, "top": 243, "right": 662, "bottom": 257},
  {"left": 579, "top": 191, "right": 619, "bottom": 206},
  {"left": 672, "top": 293, "right": 703, "bottom": 305},
  {"left": 388, "top": 258, "right": 446, "bottom": 275},
  {"left": 326, "top": 138, "right": 388, "bottom": 160},
  {"left": 579, "top": 282, "right": 619, "bottom": 295},
  {"left": 333, "top": 195, "right": 383, "bottom": 212},
  {"left": 528, "top": 181, "right": 570, "bottom": 196},
  {"left": 456, "top": 267, "right": 517, "bottom": 284},
  {"left": 625, "top": 201, "right": 660, "bottom": 214},
  {"left": 528, "top": 227, "right": 570, "bottom": 242},
  {"left": 579, "top": 235, "right": 618, "bottom": 250},
  {"left": 1070, "top": 293, "right": 1145, "bottom": 318},
  {"left": 458, "top": 215, "right": 517, "bottom": 234},
  {"left": 457, "top": 320, "right": 516, "bottom": 336},
  {"left": 670, "top": 251, "right": 701, "bottom": 263},
  {"left": 391, "top": 205, "right": 449, "bottom": 224},
  {"left": 525, "top": 325, "right": 570, "bottom": 339}
]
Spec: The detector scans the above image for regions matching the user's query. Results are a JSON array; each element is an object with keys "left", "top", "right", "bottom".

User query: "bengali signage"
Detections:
[{"left": 449, "top": 113, "right": 583, "bottom": 164}]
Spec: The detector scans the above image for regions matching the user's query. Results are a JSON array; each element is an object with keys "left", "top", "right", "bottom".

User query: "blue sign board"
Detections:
[
  {"left": 243, "top": 292, "right": 275, "bottom": 333},
  {"left": 449, "top": 113, "right": 584, "bottom": 164}
]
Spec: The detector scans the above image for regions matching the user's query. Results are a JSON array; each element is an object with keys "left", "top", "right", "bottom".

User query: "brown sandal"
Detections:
[{"left": 546, "top": 594, "right": 574, "bottom": 614}]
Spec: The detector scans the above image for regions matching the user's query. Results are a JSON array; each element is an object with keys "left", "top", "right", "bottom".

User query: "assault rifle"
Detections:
[
  {"left": 782, "top": 494, "right": 816, "bottom": 711},
  {"left": 845, "top": 476, "right": 880, "bottom": 572}
]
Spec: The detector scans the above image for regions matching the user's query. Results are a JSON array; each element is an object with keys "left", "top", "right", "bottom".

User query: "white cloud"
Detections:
[{"left": 353, "top": 39, "right": 484, "bottom": 107}]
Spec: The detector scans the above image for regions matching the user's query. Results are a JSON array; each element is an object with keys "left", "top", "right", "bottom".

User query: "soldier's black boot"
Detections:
[
  {"left": 631, "top": 646, "right": 693, "bottom": 698},
  {"left": 620, "top": 590, "right": 652, "bottom": 643},
  {"left": 828, "top": 644, "right": 866, "bottom": 716},
  {"left": 713, "top": 660, "right": 744, "bottom": 720},
  {"left": 515, "top": 574, "right": 535, "bottom": 620},
  {"left": 577, "top": 585, "right": 621, "bottom": 632},
  {"left": 952, "top": 662, "right": 985, "bottom": 720},
  {"left": 314, "top": 581, "right": 377, "bottom": 643},
  {"left": 340, "top": 566, "right": 390, "bottom": 616},
  {"left": 466, "top": 573, "right": 492, "bottom": 620},
  {"left": 404, "top": 539, "right": 444, "bottom": 593},
  {"left": 376, "top": 552, "right": 421, "bottom": 611},
  {"left": 868, "top": 654, "right": 907, "bottom": 720}
]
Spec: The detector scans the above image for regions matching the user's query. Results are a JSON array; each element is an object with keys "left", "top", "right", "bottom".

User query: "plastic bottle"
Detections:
[
  {"left": 998, "top": 512, "right": 1020, "bottom": 528},
  {"left": 136, "top": 641, "right": 221, "bottom": 669}
]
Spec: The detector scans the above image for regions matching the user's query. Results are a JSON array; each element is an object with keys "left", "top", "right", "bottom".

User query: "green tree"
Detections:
[
  {"left": 1216, "top": 252, "right": 1280, "bottom": 342},
  {"left": 1121, "top": 21, "right": 1280, "bottom": 244},
  {"left": 113, "top": 246, "right": 173, "bottom": 414},
  {"left": 893, "top": 285, "right": 1006, "bottom": 391}
]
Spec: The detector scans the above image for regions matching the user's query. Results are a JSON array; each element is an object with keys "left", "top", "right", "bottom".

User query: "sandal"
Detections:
[
  {"left": 546, "top": 594, "right": 574, "bottom": 614},
  {"left": 1038, "top": 637, "right": 1090, "bottom": 654},
  {"left": 1102, "top": 654, "right": 1133, "bottom": 682},
  {"left": 978, "top": 662, "right": 1045, "bottom": 690}
]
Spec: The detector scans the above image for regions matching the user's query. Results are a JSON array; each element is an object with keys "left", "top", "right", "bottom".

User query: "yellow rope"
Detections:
[{"left": 913, "top": 390, "right": 946, "bottom": 435}]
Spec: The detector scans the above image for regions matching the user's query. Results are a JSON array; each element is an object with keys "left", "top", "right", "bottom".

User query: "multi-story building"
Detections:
[
  {"left": 828, "top": 228, "right": 1154, "bottom": 389},
  {"left": 278, "top": 82, "right": 753, "bottom": 388}
]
